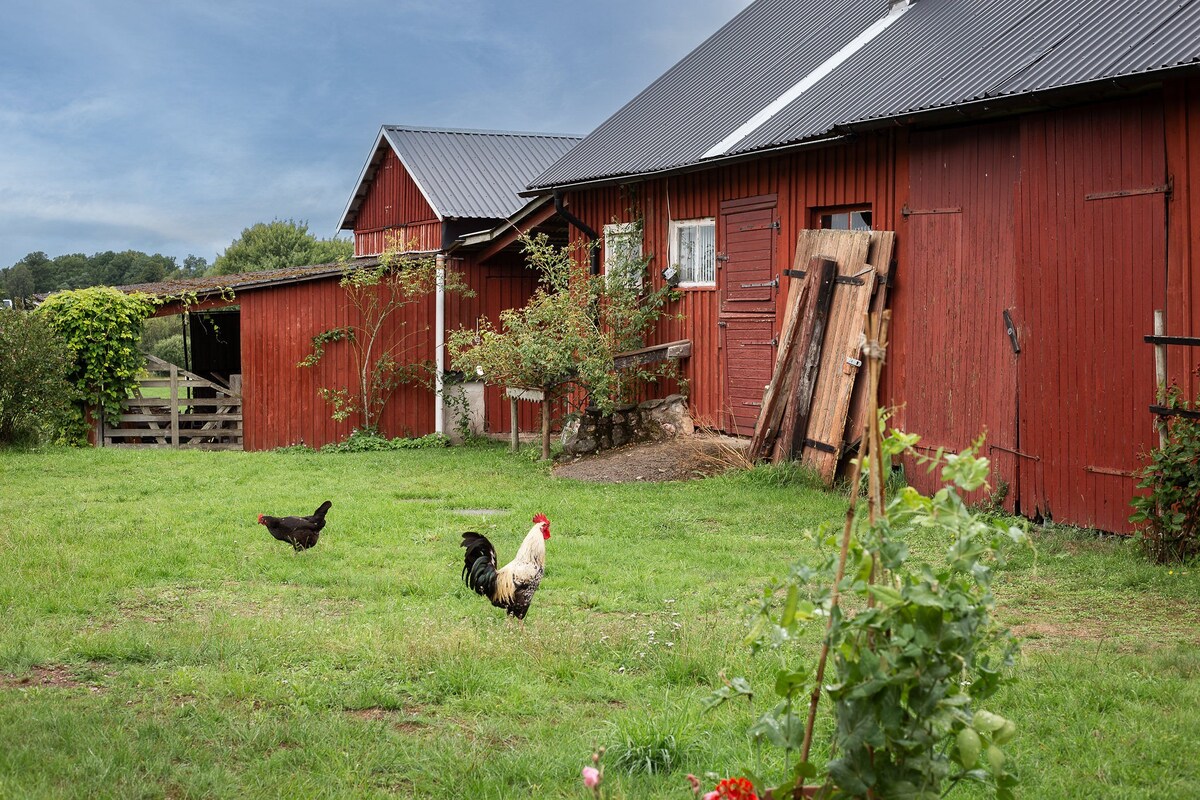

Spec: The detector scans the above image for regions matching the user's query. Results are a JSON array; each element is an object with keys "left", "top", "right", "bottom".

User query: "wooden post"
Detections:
[
  {"left": 169, "top": 364, "right": 179, "bottom": 448},
  {"left": 510, "top": 396, "right": 520, "bottom": 453},
  {"left": 541, "top": 395, "right": 551, "bottom": 461},
  {"left": 1154, "top": 309, "right": 1167, "bottom": 448}
]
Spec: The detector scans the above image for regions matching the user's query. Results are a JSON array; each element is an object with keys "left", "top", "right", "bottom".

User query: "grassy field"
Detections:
[{"left": 0, "top": 444, "right": 1197, "bottom": 799}]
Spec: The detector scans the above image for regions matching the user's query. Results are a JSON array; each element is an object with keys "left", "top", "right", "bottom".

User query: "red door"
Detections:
[
  {"left": 1016, "top": 98, "right": 1168, "bottom": 532},
  {"left": 896, "top": 123, "right": 1021, "bottom": 508},
  {"left": 719, "top": 195, "right": 779, "bottom": 433}
]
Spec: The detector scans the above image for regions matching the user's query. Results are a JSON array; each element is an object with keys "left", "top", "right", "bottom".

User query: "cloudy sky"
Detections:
[{"left": 0, "top": 0, "right": 752, "bottom": 269}]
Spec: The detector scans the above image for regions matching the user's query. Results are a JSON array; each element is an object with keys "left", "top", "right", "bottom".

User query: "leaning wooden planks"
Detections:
[
  {"left": 839, "top": 231, "right": 897, "bottom": 470},
  {"left": 800, "top": 229, "right": 894, "bottom": 482}
]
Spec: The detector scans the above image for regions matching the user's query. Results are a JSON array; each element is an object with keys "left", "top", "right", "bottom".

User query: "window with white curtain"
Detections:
[{"left": 669, "top": 218, "right": 716, "bottom": 286}]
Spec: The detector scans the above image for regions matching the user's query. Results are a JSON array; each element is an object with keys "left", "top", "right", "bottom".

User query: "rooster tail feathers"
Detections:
[{"left": 460, "top": 532, "right": 498, "bottom": 597}]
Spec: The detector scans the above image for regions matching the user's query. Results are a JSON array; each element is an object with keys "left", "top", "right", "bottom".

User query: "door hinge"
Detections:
[
  {"left": 740, "top": 277, "right": 779, "bottom": 289},
  {"left": 716, "top": 253, "right": 729, "bottom": 262}
]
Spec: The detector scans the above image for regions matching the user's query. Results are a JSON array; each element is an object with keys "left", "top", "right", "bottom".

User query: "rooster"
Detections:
[
  {"left": 258, "top": 500, "right": 332, "bottom": 552},
  {"left": 461, "top": 513, "right": 550, "bottom": 620}
]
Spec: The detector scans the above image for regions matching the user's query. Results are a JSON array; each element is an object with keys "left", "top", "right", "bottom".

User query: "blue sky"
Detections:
[{"left": 0, "top": 0, "right": 752, "bottom": 270}]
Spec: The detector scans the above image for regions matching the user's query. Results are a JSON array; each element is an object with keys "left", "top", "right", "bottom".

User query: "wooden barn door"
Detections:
[
  {"left": 897, "top": 123, "right": 1022, "bottom": 508},
  {"left": 1015, "top": 98, "right": 1168, "bottom": 532},
  {"left": 719, "top": 194, "right": 780, "bottom": 434}
]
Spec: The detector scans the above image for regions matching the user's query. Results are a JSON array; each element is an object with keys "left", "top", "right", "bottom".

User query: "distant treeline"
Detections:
[
  {"left": 1, "top": 221, "right": 353, "bottom": 308},
  {"left": 1, "top": 251, "right": 208, "bottom": 308}
]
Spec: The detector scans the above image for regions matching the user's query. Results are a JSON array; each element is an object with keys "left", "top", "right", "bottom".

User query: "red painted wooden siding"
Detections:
[
  {"left": 353, "top": 148, "right": 440, "bottom": 256},
  {"left": 241, "top": 276, "right": 436, "bottom": 450},
  {"left": 444, "top": 254, "right": 542, "bottom": 434},
  {"left": 1165, "top": 76, "right": 1200, "bottom": 400},
  {"left": 1015, "top": 98, "right": 1168, "bottom": 532},
  {"left": 563, "top": 135, "right": 898, "bottom": 430},
  {"left": 894, "top": 122, "right": 1021, "bottom": 509}
]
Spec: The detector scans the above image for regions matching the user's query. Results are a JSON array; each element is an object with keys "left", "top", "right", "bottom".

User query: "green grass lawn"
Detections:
[{"left": 0, "top": 444, "right": 1197, "bottom": 799}]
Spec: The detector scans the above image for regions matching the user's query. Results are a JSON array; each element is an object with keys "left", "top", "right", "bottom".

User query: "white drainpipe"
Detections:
[{"left": 435, "top": 252, "right": 446, "bottom": 435}]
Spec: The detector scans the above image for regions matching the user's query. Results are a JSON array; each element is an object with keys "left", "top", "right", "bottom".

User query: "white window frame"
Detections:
[
  {"left": 668, "top": 217, "right": 717, "bottom": 287},
  {"left": 603, "top": 222, "right": 643, "bottom": 289}
]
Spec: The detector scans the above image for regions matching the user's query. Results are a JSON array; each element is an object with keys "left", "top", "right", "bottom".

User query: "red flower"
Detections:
[{"left": 711, "top": 777, "right": 758, "bottom": 800}]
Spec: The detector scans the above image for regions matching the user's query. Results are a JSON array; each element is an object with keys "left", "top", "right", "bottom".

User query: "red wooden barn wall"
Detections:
[
  {"left": 561, "top": 86, "right": 1200, "bottom": 533},
  {"left": 1165, "top": 76, "right": 1200, "bottom": 400},
  {"left": 445, "top": 253, "right": 542, "bottom": 434},
  {"left": 1014, "top": 97, "right": 1168, "bottom": 532},
  {"left": 563, "top": 134, "right": 899, "bottom": 430},
  {"left": 353, "top": 148, "right": 441, "bottom": 257},
  {"left": 240, "top": 277, "right": 436, "bottom": 450}
]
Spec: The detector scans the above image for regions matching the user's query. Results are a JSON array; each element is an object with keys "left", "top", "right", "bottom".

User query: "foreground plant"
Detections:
[{"left": 708, "top": 424, "right": 1027, "bottom": 799}]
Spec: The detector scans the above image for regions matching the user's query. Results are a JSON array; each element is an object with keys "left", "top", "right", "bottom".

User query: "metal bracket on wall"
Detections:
[
  {"left": 1003, "top": 309, "right": 1020, "bottom": 354},
  {"left": 803, "top": 438, "right": 838, "bottom": 455}
]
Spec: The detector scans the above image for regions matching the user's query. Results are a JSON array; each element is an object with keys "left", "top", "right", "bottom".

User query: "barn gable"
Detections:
[{"left": 341, "top": 126, "right": 581, "bottom": 256}]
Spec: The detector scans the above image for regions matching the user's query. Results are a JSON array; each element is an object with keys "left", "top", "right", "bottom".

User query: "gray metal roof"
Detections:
[
  {"left": 340, "top": 126, "right": 581, "bottom": 229},
  {"left": 529, "top": 0, "right": 1200, "bottom": 190}
]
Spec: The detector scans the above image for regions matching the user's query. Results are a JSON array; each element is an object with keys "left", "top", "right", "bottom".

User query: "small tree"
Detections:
[
  {"left": 447, "top": 230, "right": 678, "bottom": 458},
  {"left": 298, "top": 244, "right": 472, "bottom": 436},
  {"left": 0, "top": 309, "right": 76, "bottom": 445},
  {"left": 36, "top": 287, "right": 158, "bottom": 442}
]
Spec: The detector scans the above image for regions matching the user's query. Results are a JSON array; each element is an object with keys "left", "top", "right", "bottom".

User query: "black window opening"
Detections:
[{"left": 818, "top": 209, "right": 872, "bottom": 231}]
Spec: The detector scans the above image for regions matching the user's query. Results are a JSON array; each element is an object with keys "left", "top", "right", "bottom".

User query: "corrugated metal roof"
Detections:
[
  {"left": 530, "top": 0, "right": 1200, "bottom": 190},
  {"left": 340, "top": 126, "right": 581, "bottom": 229}
]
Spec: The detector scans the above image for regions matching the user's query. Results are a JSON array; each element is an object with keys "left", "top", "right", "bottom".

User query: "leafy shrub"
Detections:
[
  {"left": 320, "top": 429, "right": 449, "bottom": 453},
  {"left": 1130, "top": 381, "right": 1200, "bottom": 563},
  {"left": 151, "top": 333, "right": 186, "bottom": 367},
  {"left": 708, "top": 428, "right": 1027, "bottom": 800},
  {"left": 0, "top": 309, "right": 76, "bottom": 445},
  {"left": 37, "top": 287, "right": 157, "bottom": 439}
]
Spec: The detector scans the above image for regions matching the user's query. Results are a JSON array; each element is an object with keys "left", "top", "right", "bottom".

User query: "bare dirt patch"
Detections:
[
  {"left": 349, "top": 707, "right": 427, "bottom": 734},
  {"left": 0, "top": 665, "right": 96, "bottom": 691},
  {"left": 553, "top": 433, "right": 749, "bottom": 483}
]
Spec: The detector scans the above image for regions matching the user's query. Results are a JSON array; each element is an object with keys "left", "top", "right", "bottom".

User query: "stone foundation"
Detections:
[{"left": 562, "top": 394, "right": 694, "bottom": 456}]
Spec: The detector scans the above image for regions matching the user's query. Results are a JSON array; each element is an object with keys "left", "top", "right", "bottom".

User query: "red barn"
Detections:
[
  {"left": 131, "top": 126, "right": 580, "bottom": 450},
  {"left": 525, "top": 0, "right": 1200, "bottom": 533}
]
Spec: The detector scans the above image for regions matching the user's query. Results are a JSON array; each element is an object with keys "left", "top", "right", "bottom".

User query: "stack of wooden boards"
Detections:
[{"left": 748, "top": 228, "right": 895, "bottom": 483}]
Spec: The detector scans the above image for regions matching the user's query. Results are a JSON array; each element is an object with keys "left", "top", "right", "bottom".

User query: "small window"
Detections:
[
  {"left": 818, "top": 208, "right": 873, "bottom": 231},
  {"left": 668, "top": 218, "right": 716, "bottom": 286},
  {"left": 603, "top": 222, "right": 643, "bottom": 289}
]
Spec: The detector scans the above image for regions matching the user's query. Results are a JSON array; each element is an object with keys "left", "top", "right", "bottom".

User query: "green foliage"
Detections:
[
  {"left": 298, "top": 245, "right": 473, "bottom": 435},
  {"left": 1130, "top": 379, "right": 1200, "bottom": 563},
  {"left": 36, "top": 287, "right": 158, "bottom": 439},
  {"left": 0, "top": 310, "right": 76, "bottom": 445},
  {"left": 149, "top": 333, "right": 186, "bottom": 367},
  {"left": 447, "top": 230, "right": 679, "bottom": 417},
  {"left": 605, "top": 705, "right": 706, "bottom": 775},
  {"left": 1, "top": 250, "right": 187, "bottom": 306},
  {"left": 210, "top": 220, "right": 352, "bottom": 276},
  {"left": 709, "top": 428, "right": 1029, "bottom": 799},
  {"left": 318, "top": 429, "right": 449, "bottom": 453}
]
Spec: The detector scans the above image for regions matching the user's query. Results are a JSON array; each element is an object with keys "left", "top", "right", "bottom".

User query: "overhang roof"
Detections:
[
  {"left": 528, "top": 0, "right": 1200, "bottom": 191},
  {"left": 100, "top": 258, "right": 383, "bottom": 304},
  {"left": 339, "top": 126, "right": 582, "bottom": 230}
]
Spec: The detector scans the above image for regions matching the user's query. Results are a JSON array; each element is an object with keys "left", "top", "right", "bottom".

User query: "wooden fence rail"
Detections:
[{"left": 101, "top": 355, "right": 243, "bottom": 450}]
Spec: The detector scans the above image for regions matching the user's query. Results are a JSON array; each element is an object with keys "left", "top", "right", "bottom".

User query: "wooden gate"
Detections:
[
  {"left": 102, "top": 355, "right": 243, "bottom": 450},
  {"left": 719, "top": 194, "right": 779, "bottom": 433}
]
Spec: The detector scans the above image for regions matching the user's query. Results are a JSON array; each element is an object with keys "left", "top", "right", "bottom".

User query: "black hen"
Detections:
[{"left": 258, "top": 500, "right": 332, "bottom": 551}]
